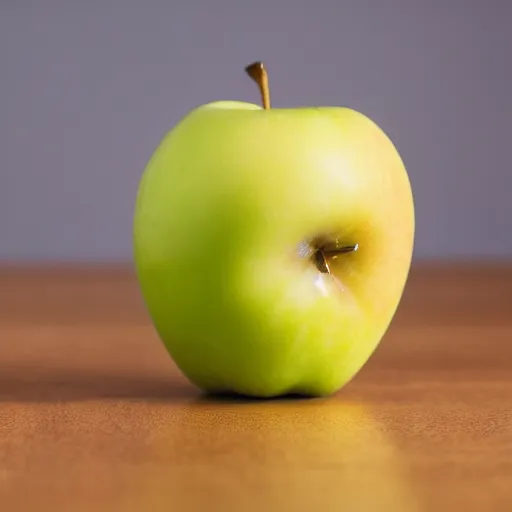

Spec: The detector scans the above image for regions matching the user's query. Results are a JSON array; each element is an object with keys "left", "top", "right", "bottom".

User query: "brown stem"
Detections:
[
  {"left": 245, "top": 61, "right": 271, "bottom": 109},
  {"left": 312, "top": 244, "right": 359, "bottom": 274}
]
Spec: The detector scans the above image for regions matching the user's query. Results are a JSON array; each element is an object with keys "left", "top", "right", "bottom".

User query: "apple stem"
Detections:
[
  {"left": 245, "top": 61, "right": 271, "bottom": 109},
  {"left": 313, "top": 250, "right": 331, "bottom": 274},
  {"left": 311, "top": 244, "right": 359, "bottom": 274}
]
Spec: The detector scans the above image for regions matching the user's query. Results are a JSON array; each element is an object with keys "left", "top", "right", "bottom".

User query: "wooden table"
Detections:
[{"left": 1, "top": 264, "right": 511, "bottom": 511}]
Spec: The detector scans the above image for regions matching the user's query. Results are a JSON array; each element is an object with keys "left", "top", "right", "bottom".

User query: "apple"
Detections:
[{"left": 133, "top": 62, "right": 414, "bottom": 398}]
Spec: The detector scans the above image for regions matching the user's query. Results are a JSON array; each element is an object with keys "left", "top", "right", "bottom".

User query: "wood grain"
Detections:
[{"left": 0, "top": 263, "right": 511, "bottom": 511}]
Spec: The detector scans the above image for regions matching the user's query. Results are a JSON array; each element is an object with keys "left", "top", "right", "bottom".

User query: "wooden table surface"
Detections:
[{"left": 0, "top": 264, "right": 511, "bottom": 511}]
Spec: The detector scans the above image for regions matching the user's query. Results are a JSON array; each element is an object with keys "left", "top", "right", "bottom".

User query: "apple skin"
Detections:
[{"left": 133, "top": 101, "right": 414, "bottom": 398}]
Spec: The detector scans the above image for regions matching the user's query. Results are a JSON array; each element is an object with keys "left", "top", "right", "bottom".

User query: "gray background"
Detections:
[{"left": 1, "top": 0, "right": 510, "bottom": 262}]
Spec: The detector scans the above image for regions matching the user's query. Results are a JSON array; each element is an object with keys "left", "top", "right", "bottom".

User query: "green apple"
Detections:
[{"left": 133, "top": 62, "right": 414, "bottom": 398}]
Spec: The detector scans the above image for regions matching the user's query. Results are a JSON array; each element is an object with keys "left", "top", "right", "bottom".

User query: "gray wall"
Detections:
[{"left": 2, "top": 1, "right": 511, "bottom": 262}]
